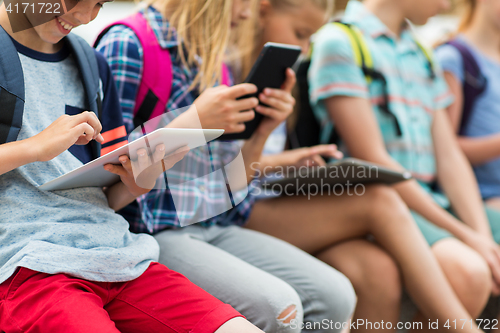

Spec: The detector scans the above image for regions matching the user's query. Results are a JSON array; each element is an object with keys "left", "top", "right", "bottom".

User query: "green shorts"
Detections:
[{"left": 412, "top": 206, "right": 500, "bottom": 246}]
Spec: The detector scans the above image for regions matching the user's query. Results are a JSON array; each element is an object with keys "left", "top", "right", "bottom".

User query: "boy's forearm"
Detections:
[
  {"left": 393, "top": 178, "right": 477, "bottom": 241},
  {"left": 353, "top": 150, "right": 480, "bottom": 242},
  {"left": 437, "top": 141, "right": 492, "bottom": 237},
  {"left": 0, "top": 139, "right": 37, "bottom": 176},
  {"left": 433, "top": 109, "right": 492, "bottom": 237}
]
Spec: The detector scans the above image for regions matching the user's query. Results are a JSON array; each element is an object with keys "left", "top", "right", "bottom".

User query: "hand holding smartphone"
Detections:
[{"left": 219, "top": 42, "right": 301, "bottom": 140}]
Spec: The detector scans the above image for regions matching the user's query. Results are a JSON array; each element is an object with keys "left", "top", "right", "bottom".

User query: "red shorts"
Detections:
[{"left": 0, "top": 262, "right": 241, "bottom": 333}]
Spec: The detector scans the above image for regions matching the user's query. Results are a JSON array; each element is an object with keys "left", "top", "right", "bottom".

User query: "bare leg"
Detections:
[
  {"left": 410, "top": 239, "right": 491, "bottom": 333},
  {"left": 216, "top": 317, "right": 265, "bottom": 333},
  {"left": 246, "top": 185, "right": 483, "bottom": 332},
  {"left": 317, "top": 240, "right": 402, "bottom": 333}
]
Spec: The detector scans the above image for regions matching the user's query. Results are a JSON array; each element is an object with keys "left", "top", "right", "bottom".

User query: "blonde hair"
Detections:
[{"left": 149, "top": 0, "right": 233, "bottom": 92}]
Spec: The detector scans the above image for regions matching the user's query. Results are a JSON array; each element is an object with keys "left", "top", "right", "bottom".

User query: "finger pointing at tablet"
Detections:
[{"left": 28, "top": 111, "right": 103, "bottom": 162}]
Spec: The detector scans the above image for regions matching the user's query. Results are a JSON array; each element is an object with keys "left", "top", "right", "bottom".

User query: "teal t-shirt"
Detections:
[{"left": 308, "top": 0, "right": 453, "bottom": 207}]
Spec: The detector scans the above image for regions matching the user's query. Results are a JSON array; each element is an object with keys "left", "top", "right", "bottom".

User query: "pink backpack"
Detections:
[{"left": 96, "top": 12, "right": 231, "bottom": 132}]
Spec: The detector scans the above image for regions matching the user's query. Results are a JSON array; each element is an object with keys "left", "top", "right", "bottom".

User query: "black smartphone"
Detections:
[{"left": 219, "top": 42, "right": 302, "bottom": 140}]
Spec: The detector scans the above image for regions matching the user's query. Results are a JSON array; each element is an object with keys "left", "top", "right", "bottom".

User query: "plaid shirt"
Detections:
[
  {"left": 96, "top": 6, "right": 254, "bottom": 233},
  {"left": 309, "top": 0, "right": 453, "bottom": 206}
]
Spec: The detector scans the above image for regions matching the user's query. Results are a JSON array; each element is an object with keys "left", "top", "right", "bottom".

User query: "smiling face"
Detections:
[
  {"left": 22, "top": 0, "right": 109, "bottom": 48},
  {"left": 258, "top": 0, "right": 328, "bottom": 54},
  {"left": 403, "top": 0, "right": 450, "bottom": 25}
]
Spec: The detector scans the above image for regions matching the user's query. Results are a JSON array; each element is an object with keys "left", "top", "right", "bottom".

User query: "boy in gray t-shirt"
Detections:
[{"left": 0, "top": 1, "right": 264, "bottom": 332}]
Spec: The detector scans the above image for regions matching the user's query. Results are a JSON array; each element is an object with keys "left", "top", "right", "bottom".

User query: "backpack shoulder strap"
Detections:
[
  {"left": 331, "top": 22, "right": 402, "bottom": 136},
  {"left": 221, "top": 63, "right": 231, "bottom": 86},
  {"left": 415, "top": 40, "right": 436, "bottom": 80},
  {"left": 446, "top": 39, "right": 487, "bottom": 135},
  {"left": 66, "top": 33, "right": 102, "bottom": 158},
  {"left": 96, "top": 12, "right": 173, "bottom": 131},
  {"left": 0, "top": 26, "right": 25, "bottom": 145},
  {"left": 66, "top": 34, "right": 100, "bottom": 116},
  {"left": 447, "top": 39, "right": 484, "bottom": 86},
  {"left": 331, "top": 22, "right": 374, "bottom": 81}
]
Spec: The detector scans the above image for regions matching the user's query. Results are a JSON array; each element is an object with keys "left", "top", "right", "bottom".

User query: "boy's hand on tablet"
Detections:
[
  {"left": 29, "top": 111, "right": 103, "bottom": 162},
  {"left": 254, "top": 68, "right": 296, "bottom": 137},
  {"left": 104, "top": 145, "right": 189, "bottom": 197},
  {"left": 194, "top": 84, "right": 259, "bottom": 133}
]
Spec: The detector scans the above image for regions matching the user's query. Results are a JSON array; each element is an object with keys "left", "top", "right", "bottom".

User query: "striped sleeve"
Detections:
[{"left": 309, "top": 24, "right": 369, "bottom": 105}]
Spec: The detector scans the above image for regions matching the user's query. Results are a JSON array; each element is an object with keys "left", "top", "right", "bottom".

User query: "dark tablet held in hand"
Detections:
[
  {"left": 219, "top": 42, "right": 302, "bottom": 140},
  {"left": 262, "top": 158, "right": 413, "bottom": 195}
]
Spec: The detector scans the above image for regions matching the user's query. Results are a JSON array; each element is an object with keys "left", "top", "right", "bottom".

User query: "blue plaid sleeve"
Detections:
[{"left": 95, "top": 25, "right": 143, "bottom": 135}]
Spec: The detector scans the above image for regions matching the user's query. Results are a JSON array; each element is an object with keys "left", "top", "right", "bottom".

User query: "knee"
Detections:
[
  {"left": 246, "top": 281, "right": 304, "bottom": 333},
  {"left": 274, "top": 290, "right": 304, "bottom": 333},
  {"left": 353, "top": 249, "right": 402, "bottom": 307},
  {"left": 364, "top": 185, "right": 409, "bottom": 221},
  {"left": 435, "top": 241, "right": 491, "bottom": 298},
  {"left": 307, "top": 265, "right": 357, "bottom": 327}
]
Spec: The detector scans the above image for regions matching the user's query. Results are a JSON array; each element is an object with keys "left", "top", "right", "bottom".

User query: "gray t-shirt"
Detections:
[{"left": 0, "top": 41, "right": 159, "bottom": 284}]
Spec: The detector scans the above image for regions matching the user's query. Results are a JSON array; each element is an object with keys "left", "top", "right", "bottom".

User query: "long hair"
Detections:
[{"left": 149, "top": 0, "right": 233, "bottom": 92}]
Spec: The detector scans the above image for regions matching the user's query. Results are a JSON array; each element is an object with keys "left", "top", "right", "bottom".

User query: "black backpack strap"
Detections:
[
  {"left": 0, "top": 26, "right": 25, "bottom": 145},
  {"left": 446, "top": 40, "right": 487, "bottom": 135},
  {"left": 415, "top": 41, "right": 436, "bottom": 80},
  {"left": 66, "top": 34, "right": 102, "bottom": 158}
]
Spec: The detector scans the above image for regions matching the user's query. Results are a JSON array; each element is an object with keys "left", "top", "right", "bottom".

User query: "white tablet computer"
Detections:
[{"left": 39, "top": 128, "right": 224, "bottom": 191}]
